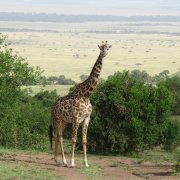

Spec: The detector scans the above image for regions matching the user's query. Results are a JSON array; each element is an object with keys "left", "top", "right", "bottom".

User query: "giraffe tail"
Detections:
[{"left": 48, "top": 124, "right": 54, "bottom": 150}]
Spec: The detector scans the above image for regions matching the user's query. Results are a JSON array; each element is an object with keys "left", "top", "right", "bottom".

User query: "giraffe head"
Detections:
[{"left": 98, "top": 41, "right": 112, "bottom": 58}]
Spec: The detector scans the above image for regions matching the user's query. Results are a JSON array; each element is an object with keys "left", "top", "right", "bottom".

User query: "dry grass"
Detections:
[
  {"left": 1, "top": 21, "right": 180, "bottom": 82},
  {"left": 22, "top": 85, "right": 72, "bottom": 96}
]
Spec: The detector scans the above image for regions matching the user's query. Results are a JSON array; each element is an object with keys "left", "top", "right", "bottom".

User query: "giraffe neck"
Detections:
[
  {"left": 88, "top": 54, "right": 103, "bottom": 87},
  {"left": 71, "top": 54, "right": 103, "bottom": 97}
]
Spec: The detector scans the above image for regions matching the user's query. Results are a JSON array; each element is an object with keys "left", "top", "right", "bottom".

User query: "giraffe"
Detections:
[{"left": 51, "top": 41, "right": 112, "bottom": 168}]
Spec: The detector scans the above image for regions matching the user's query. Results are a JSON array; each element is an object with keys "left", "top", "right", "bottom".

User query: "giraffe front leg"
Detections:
[
  {"left": 82, "top": 116, "right": 90, "bottom": 167},
  {"left": 70, "top": 121, "right": 79, "bottom": 168}
]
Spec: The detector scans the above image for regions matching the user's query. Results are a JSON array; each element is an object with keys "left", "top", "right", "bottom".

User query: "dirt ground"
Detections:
[{"left": 0, "top": 152, "right": 179, "bottom": 180}]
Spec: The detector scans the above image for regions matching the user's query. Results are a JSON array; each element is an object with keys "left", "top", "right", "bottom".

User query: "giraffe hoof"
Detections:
[
  {"left": 85, "top": 163, "right": 89, "bottom": 167},
  {"left": 70, "top": 164, "right": 75, "bottom": 168},
  {"left": 63, "top": 163, "right": 68, "bottom": 167}
]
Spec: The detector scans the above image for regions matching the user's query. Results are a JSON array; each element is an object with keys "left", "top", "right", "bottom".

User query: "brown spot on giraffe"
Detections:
[{"left": 51, "top": 41, "right": 112, "bottom": 167}]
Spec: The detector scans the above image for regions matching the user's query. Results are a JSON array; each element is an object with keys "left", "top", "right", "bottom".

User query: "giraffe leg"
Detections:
[
  {"left": 54, "top": 120, "right": 68, "bottom": 166},
  {"left": 82, "top": 116, "right": 90, "bottom": 167},
  {"left": 70, "top": 121, "right": 79, "bottom": 168},
  {"left": 59, "top": 121, "right": 68, "bottom": 167},
  {"left": 54, "top": 126, "right": 60, "bottom": 165}
]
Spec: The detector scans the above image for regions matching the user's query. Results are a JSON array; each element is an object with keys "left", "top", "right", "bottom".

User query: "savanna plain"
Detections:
[{"left": 0, "top": 21, "right": 180, "bottom": 179}]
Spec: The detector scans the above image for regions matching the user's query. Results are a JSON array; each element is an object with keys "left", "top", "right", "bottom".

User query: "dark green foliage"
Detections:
[
  {"left": 161, "top": 118, "right": 180, "bottom": 151},
  {"left": 0, "top": 34, "right": 58, "bottom": 150},
  {"left": 34, "top": 90, "right": 58, "bottom": 108},
  {"left": 159, "top": 76, "right": 180, "bottom": 115},
  {"left": 85, "top": 71, "right": 177, "bottom": 153},
  {"left": 0, "top": 90, "right": 58, "bottom": 151}
]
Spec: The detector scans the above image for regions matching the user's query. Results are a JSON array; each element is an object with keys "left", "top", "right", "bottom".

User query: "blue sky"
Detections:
[{"left": 0, "top": 0, "right": 180, "bottom": 15}]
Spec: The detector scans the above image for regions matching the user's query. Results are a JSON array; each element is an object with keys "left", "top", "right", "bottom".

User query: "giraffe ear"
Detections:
[{"left": 109, "top": 45, "right": 112, "bottom": 49}]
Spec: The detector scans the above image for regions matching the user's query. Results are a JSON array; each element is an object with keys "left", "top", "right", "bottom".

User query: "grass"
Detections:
[
  {"left": 0, "top": 146, "right": 44, "bottom": 155},
  {"left": 0, "top": 162, "right": 62, "bottom": 180},
  {"left": 173, "top": 115, "right": 180, "bottom": 122},
  {"left": 22, "top": 85, "right": 72, "bottom": 96},
  {"left": 2, "top": 21, "right": 180, "bottom": 82},
  {"left": 80, "top": 164, "right": 101, "bottom": 180},
  {"left": 0, "top": 147, "right": 101, "bottom": 180},
  {"left": 129, "top": 147, "right": 180, "bottom": 163}
]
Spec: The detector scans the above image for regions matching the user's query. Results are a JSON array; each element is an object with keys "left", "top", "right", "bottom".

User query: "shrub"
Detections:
[
  {"left": 85, "top": 71, "right": 175, "bottom": 154},
  {"left": 0, "top": 34, "right": 53, "bottom": 150},
  {"left": 161, "top": 118, "right": 180, "bottom": 151},
  {"left": 160, "top": 75, "right": 180, "bottom": 115}
]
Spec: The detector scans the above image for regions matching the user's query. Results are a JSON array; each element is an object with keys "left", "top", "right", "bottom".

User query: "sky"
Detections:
[{"left": 0, "top": 0, "right": 180, "bottom": 16}]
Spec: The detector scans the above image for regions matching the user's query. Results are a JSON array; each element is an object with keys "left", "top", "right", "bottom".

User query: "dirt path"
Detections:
[
  {"left": 0, "top": 153, "right": 178, "bottom": 180},
  {"left": 90, "top": 155, "right": 179, "bottom": 180}
]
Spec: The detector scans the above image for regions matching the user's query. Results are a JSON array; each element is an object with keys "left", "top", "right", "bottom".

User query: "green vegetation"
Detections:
[
  {"left": 47, "top": 75, "right": 75, "bottom": 85},
  {"left": 131, "top": 147, "right": 180, "bottom": 163},
  {"left": 0, "top": 33, "right": 58, "bottom": 151},
  {"left": 160, "top": 75, "right": 180, "bottom": 115},
  {"left": 0, "top": 33, "right": 179, "bottom": 159},
  {"left": 81, "top": 164, "right": 101, "bottom": 180},
  {"left": 85, "top": 71, "right": 180, "bottom": 153},
  {"left": 0, "top": 162, "right": 62, "bottom": 180}
]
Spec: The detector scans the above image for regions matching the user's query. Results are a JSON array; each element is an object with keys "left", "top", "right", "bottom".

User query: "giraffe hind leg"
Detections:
[
  {"left": 54, "top": 125, "right": 60, "bottom": 165},
  {"left": 54, "top": 119, "right": 68, "bottom": 166},
  {"left": 59, "top": 120, "right": 68, "bottom": 167}
]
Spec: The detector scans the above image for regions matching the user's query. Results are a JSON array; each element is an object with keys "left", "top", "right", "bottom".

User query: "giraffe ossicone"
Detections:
[{"left": 51, "top": 41, "right": 112, "bottom": 168}]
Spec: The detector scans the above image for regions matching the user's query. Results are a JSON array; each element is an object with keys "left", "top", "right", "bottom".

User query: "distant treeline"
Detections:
[
  {"left": 0, "top": 28, "right": 59, "bottom": 33},
  {"left": 0, "top": 12, "right": 180, "bottom": 22},
  {"left": 47, "top": 75, "right": 75, "bottom": 85}
]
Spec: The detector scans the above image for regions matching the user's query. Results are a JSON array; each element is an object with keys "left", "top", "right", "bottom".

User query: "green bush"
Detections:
[
  {"left": 161, "top": 119, "right": 180, "bottom": 151},
  {"left": 0, "top": 91, "right": 54, "bottom": 150},
  {"left": 85, "top": 71, "right": 176, "bottom": 153},
  {"left": 0, "top": 34, "right": 56, "bottom": 151},
  {"left": 160, "top": 75, "right": 180, "bottom": 115}
]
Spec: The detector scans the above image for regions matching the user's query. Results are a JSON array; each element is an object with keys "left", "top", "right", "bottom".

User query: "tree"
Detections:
[
  {"left": 0, "top": 33, "right": 50, "bottom": 150},
  {"left": 0, "top": 33, "right": 43, "bottom": 88},
  {"left": 83, "top": 71, "right": 177, "bottom": 154}
]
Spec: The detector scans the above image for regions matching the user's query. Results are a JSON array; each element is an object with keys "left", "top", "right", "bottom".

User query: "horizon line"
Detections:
[{"left": 1, "top": 12, "right": 180, "bottom": 17}]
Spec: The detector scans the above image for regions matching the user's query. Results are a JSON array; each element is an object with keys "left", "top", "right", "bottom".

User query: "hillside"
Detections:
[{"left": 0, "top": 12, "right": 180, "bottom": 22}]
